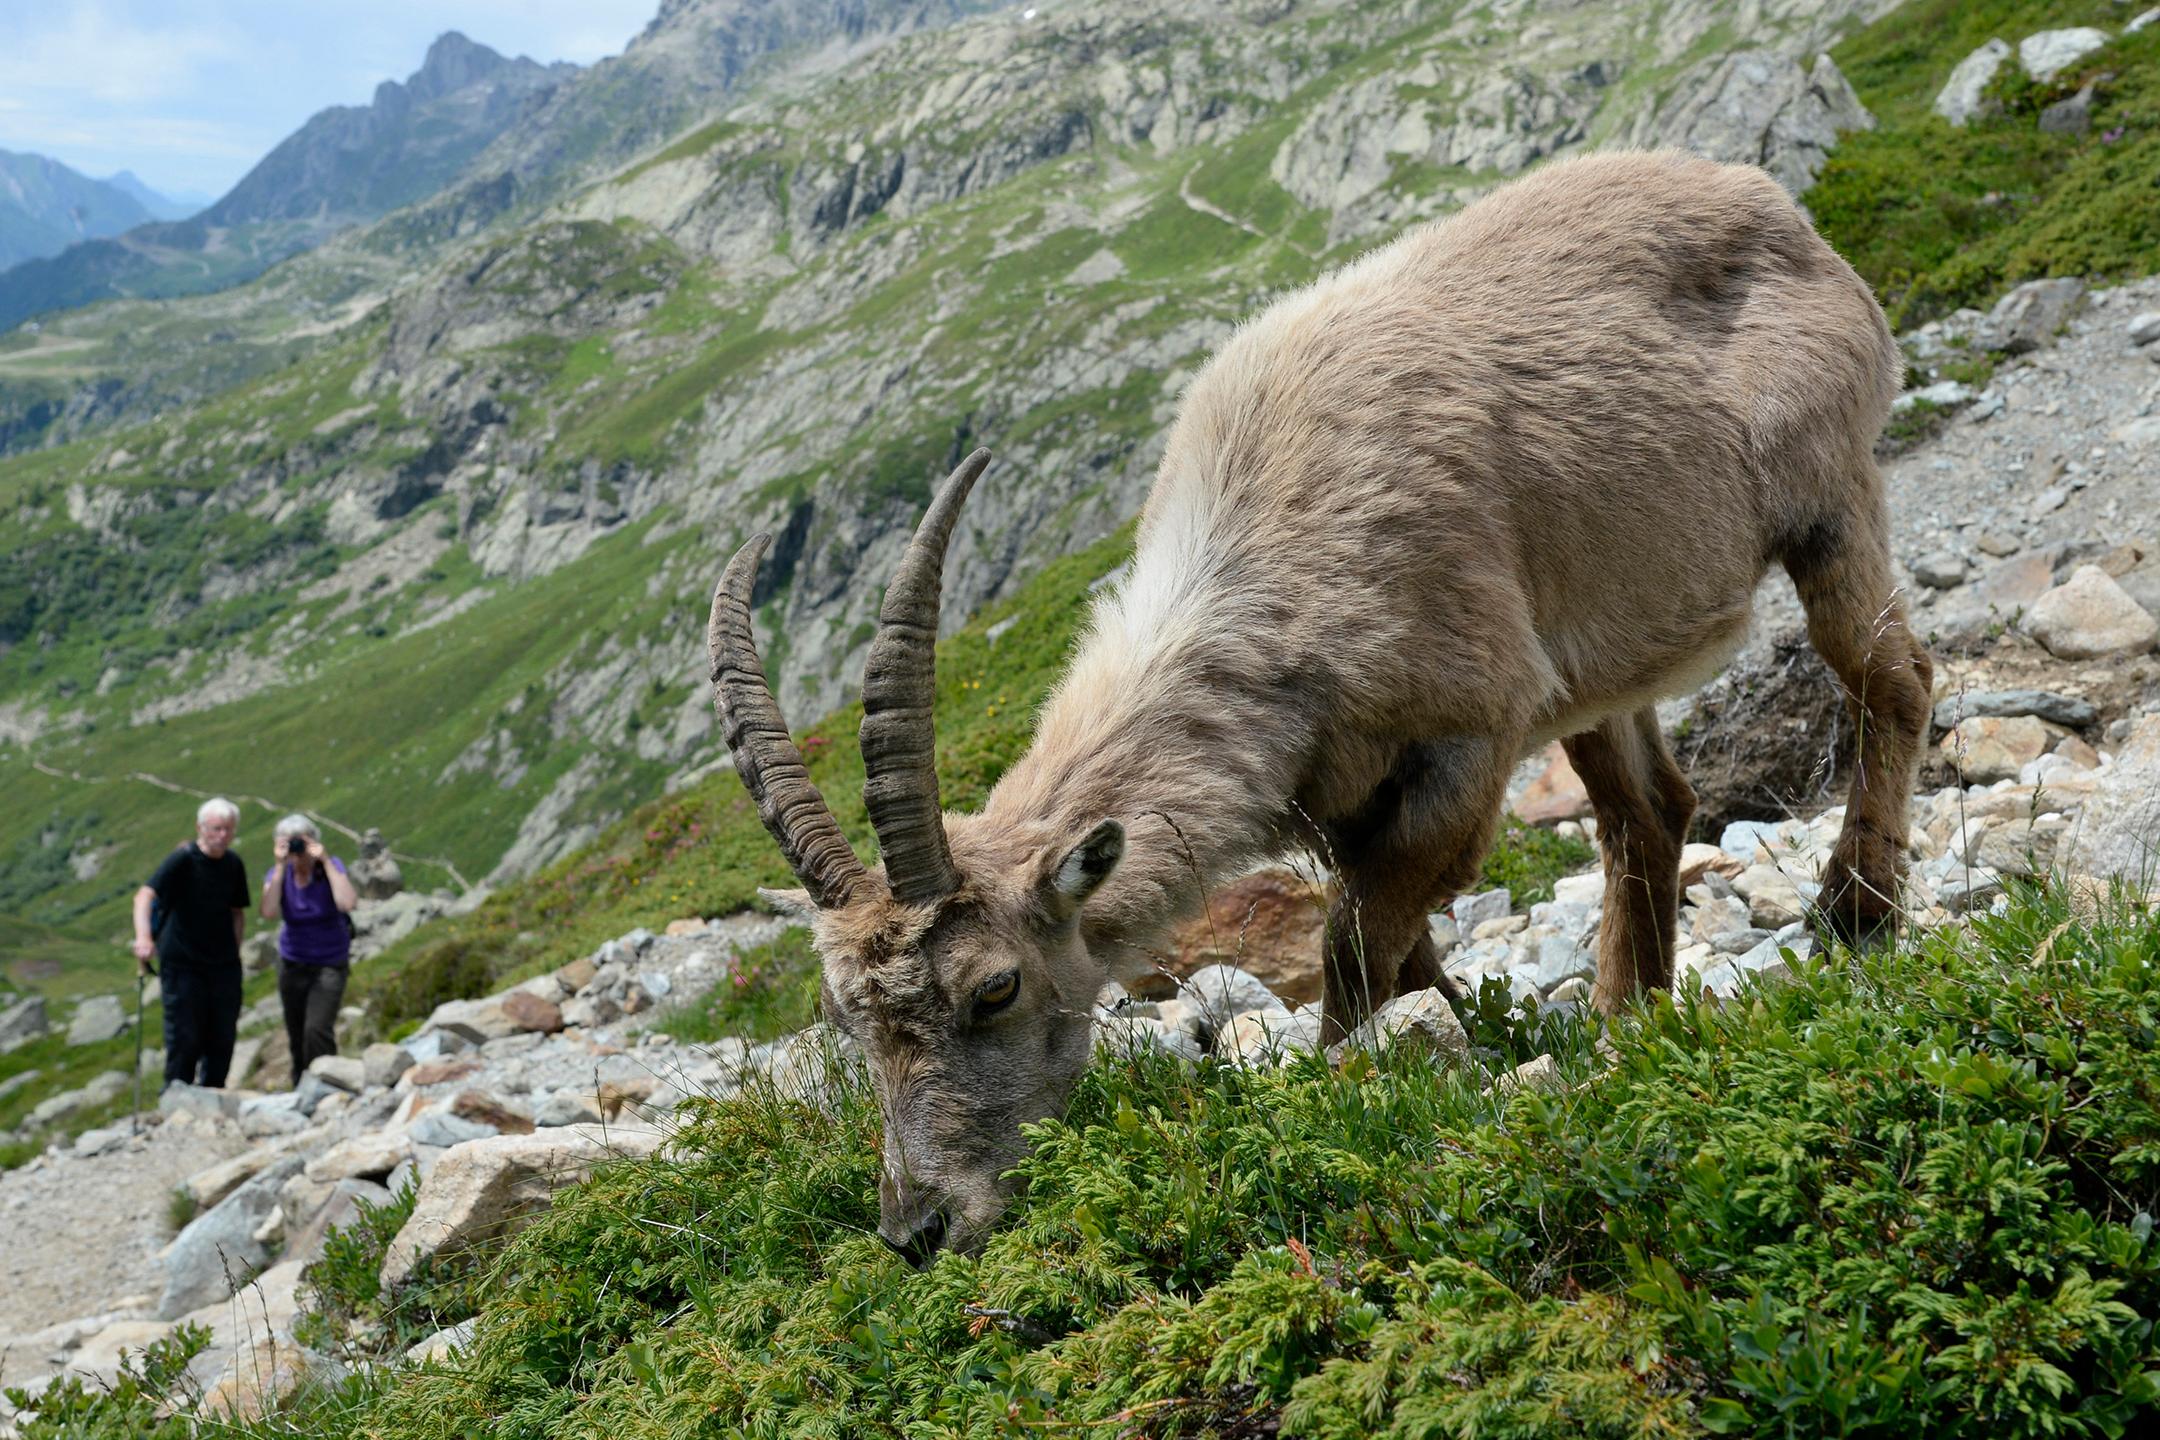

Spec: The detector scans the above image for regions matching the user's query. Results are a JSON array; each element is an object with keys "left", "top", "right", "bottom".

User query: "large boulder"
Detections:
[
  {"left": 1983, "top": 277, "right": 2085, "bottom": 355},
  {"left": 1669, "top": 628, "right": 1848, "bottom": 834},
  {"left": 1157, "top": 868, "right": 1326, "bottom": 1004},
  {"left": 67, "top": 994, "right": 129, "bottom": 1046},
  {"left": 1934, "top": 38, "right": 2010, "bottom": 126},
  {"left": 0, "top": 995, "right": 47, "bottom": 1053},
  {"left": 2022, "top": 566, "right": 2159, "bottom": 660},
  {"left": 379, "top": 1124, "right": 664, "bottom": 1290},
  {"left": 2063, "top": 717, "right": 2160, "bottom": 884},
  {"left": 1940, "top": 715, "right": 2051, "bottom": 784},
  {"left": 1643, "top": 51, "right": 1872, "bottom": 195},
  {"left": 158, "top": 1159, "right": 301, "bottom": 1318},
  {"left": 1329, "top": 987, "right": 1471, "bottom": 1065},
  {"left": 2019, "top": 28, "right": 2109, "bottom": 83}
]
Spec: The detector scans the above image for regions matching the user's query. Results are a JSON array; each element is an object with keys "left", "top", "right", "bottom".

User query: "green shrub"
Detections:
[
  {"left": 3, "top": 1322, "right": 210, "bottom": 1438},
  {"left": 309, "top": 882, "right": 2160, "bottom": 1439}
]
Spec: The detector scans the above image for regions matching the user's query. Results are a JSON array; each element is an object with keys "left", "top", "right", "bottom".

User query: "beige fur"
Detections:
[{"left": 729, "top": 150, "right": 1934, "bottom": 1261}]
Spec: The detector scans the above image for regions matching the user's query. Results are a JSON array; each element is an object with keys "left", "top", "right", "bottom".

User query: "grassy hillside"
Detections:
[
  {"left": 20, "top": 885, "right": 2159, "bottom": 1436},
  {"left": 1812, "top": 0, "right": 2160, "bottom": 326}
]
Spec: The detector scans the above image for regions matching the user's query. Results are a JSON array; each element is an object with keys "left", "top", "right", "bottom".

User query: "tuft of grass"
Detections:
[{"left": 165, "top": 1185, "right": 197, "bottom": 1235}]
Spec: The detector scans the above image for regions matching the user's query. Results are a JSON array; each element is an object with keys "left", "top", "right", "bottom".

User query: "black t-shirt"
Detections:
[{"left": 147, "top": 843, "right": 249, "bottom": 968}]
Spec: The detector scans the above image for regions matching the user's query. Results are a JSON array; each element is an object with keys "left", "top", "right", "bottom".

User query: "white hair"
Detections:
[
  {"left": 197, "top": 797, "right": 240, "bottom": 828},
  {"left": 273, "top": 813, "right": 320, "bottom": 845}
]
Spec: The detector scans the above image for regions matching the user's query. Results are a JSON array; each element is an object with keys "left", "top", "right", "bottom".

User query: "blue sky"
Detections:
[{"left": 0, "top": 1, "right": 657, "bottom": 204}]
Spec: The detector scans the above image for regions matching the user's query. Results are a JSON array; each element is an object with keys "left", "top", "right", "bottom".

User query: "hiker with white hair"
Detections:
[
  {"left": 261, "top": 813, "right": 358, "bottom": 1079},
  {"left": 132, "top": 797, "right": 250, "bottom": 1088}
]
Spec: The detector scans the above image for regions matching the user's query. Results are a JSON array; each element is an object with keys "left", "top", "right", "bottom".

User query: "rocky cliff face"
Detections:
[
  {"left": 0, "top": 0, "right": 1917, "bottom": 939},
  {"left": 0, "top": 151, "right": 157, "bottom": 271}
]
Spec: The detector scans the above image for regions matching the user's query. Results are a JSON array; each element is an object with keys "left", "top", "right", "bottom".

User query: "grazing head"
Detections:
[{"left": 707, "top": 449, "right": 1125, "bottom": 1263}]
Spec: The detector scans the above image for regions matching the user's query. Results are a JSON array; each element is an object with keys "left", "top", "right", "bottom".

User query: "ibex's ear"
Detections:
[
  {"left": 757, "top": 887, "right": 818, "bottom": 923},
  {"left": 1042, "top": 819, "right": 1124, "bottom": 922}
]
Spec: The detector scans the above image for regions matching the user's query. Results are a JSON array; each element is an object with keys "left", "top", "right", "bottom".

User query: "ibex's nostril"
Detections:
[{"left": 883, "top": 1211, "right": 948, "bottom": 1269}]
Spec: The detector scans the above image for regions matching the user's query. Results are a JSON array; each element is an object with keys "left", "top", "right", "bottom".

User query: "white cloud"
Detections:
[{"left": 0, "top": 3, "right": 244, "bottom": 105}]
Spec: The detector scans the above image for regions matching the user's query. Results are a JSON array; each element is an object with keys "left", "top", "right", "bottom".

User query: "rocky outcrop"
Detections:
[{"left": 1632, "top": 51, "right": 1873, "bottom": 197}]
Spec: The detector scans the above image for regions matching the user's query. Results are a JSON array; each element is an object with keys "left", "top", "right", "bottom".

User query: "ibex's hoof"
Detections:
[{"left": 1810, "top": 863, "right": 1899, "bottom": 952}]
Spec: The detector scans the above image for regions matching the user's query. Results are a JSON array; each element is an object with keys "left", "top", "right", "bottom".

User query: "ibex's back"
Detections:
[
  {"left": 1122, "top": 148, "right": 1903, "bottom": 754},
  {"left": 708, "top": 150, "right": 1931, "bottom": 1265}
]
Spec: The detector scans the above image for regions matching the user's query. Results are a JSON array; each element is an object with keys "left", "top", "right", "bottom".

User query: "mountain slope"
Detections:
[
  {"left": 0, "top": 150, "right": 156, "bottom": 271},
  {"left": 0, "top": 0, "right": 1907, "bottom": 985},
  {"left": 0, "top": 34, "right": 575, "bottom": 334}
]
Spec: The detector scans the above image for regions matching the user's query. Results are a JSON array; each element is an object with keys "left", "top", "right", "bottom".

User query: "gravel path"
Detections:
[{"left": 0, "top": 1118, "right": 248, "bottom": 1358}]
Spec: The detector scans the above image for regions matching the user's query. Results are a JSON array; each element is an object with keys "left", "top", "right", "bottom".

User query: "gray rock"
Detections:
[
  {"left": 379, "top": 1124, "right": 665, "bottom": 1290},
  {"left": 0, "top": 995, "right": 47, "bottom": 1053},
  {"left": 2062, "top": 716, "right": 2160, "bottom": 884},
  {"left": 406, "top": 1318, "right": 477, "bottom": 1365},
  {"left": 1910, "top": 551, "right": 1968, "bottom": 589},
  {"left": 159, "top": 1159, "right": 301, "bottom": 1318},
  {"left": 1712, "top": 926, "right": 1775, "bottom": 956},
  {"left": 1934, "top": 38, "right": 2009, "bottom": 126},
  {"left": 293, "top": 1072, "right": 339, "bottom": 1115},
  {"left": 1985, "top": 277, "right": 2085, "bottom": 355},
  {"left": 2129, "top": 311, "right": 2160, "bottom": 347},
  {"left": 407, "top": 1109, "right": 498, "bottom": 1149},
  {"left": 2019, "top": 28, "right": 2108, "bottom": 83},
  {"left": 1178, "top": 964, "right": 1282, "bottom": 1040},
  {"left": 1893, "top": 383, "right": 1972, "bottom": 417},
  {"left": 159, "top": 1081, "right": 238, "bottom": 1119},
  {"left": 67, "top": 994, "right": 129, "bottom": 1047},
  {"left": 1452, "top": 888, "right": 1512, "bottom": 931},
  {"left": 1939, "top": 866, "right": 2006, "bottom": 915},
  {"left": 1334, "top": 987, "right": 1471, "bottom": 1066},
  {"left": 1641, "top": 50, "right": 1871, "bottom": 196},
  {"left": 2038, "top": 82, "right": 2096, "bottom": 136},
  {"left": 1520, "top": 933, "right": 1594, "bottom": 991},
  {"left": 307, "top": 1054, "right": 367, "bottom": 1093},
  {"left": 532, "top": 1090, "right": 604, "bottom": 1127},
  {"left": 1931, "top": 689, "right": 2099, "bottom": 731},
  {"left": 27, "top": 1069, "right": 128, "bottom": 1127},
  {"left": 1719, "top": 820, "right": 1785, "bottom": 863},
  {"left": 361, "top": 1042, "right": 415, "bottom": 1091},
  {"left": 2023, "top": 566, "right": 2159, "bottom": 659},
  {"left": 73, "top": 1124, "right": 132, "bottom": 1157}
]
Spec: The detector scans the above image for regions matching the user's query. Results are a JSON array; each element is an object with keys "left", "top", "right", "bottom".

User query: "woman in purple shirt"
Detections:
[{"left": 261, "top": 814, "right": 359, "bottom": 1083}]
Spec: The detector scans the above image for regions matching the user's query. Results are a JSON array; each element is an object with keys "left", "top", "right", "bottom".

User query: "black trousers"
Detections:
[
  {"left": 161, "top": 959, "right": 242, "bottom": 1088},
  {"left": 279, "top": 960, "right": 348, "bottom": 1083}
]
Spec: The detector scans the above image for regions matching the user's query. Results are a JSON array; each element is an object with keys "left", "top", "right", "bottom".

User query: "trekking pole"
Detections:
[{"left": 132, "top": 966, "right": 146, "bottom": 1135}]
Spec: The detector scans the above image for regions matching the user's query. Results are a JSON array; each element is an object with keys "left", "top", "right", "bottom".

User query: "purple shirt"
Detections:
[{"left": 279, "top": 857, "right": 351, "bottom": 966}]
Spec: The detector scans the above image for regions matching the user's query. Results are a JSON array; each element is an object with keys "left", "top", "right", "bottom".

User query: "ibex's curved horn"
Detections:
[
  {"left": 708, "top": 535, "right": 871, "bottom": 909},
  {"left": 859, "top": 447, "right": 990, "bottom": 904}
]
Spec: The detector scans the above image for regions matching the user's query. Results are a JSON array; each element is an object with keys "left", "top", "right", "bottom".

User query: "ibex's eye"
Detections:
[{"left": 974, "top": 970, "right": 1020, "bottom": 1014}]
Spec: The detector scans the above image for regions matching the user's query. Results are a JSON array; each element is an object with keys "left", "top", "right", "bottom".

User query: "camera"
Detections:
[{"left": 286, "top": 836, "right": 311, "bottom": 858}]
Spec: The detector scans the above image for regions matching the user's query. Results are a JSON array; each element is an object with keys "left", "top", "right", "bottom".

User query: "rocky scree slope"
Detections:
[{"left": 0, "top": 0, "right": 1898, "bottom": 982}]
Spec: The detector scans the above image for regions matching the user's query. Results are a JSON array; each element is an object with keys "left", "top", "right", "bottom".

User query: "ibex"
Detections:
[{"left": 707, "top": 150, "right": 1932, "bottom": 1263}]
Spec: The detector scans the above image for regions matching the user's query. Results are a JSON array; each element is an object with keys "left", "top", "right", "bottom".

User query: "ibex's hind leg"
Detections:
[
  {"left": 1784, "top": 509, "right": 1934, "bottom": 947},
  {"left": 1318, "top": 736, "right": 1514, "bottom": 1046},
  {"left": 1564, "top": 708, "right": 1694, "bottom": 1012}
]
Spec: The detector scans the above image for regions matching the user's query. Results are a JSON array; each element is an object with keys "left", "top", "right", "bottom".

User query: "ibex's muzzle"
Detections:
[{"left": 880, "top": 1210, "right": 948, "bottom": 1269}]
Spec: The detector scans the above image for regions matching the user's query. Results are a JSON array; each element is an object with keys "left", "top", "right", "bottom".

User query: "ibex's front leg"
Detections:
[{"left": 1319, "top": 736, "right": 1513, "bottom": 1045}]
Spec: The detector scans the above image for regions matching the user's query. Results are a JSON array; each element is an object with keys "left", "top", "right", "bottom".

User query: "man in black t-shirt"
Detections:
[{"left": 132, "top": 798, "right": 250, "bottom": 1089}]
